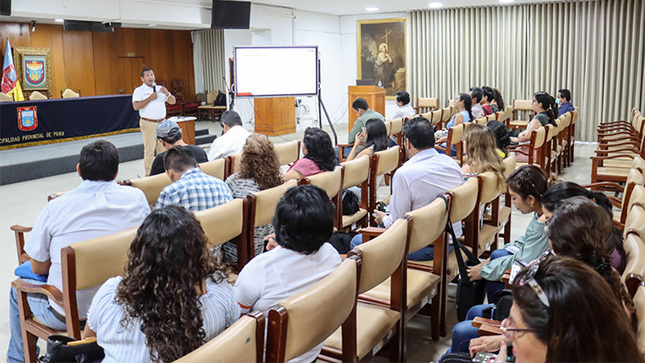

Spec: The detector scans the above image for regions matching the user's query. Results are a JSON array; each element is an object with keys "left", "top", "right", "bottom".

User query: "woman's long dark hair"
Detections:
[
  {"left": 459, "top": 93, "right": 474, "bottom": 122},
  {"left": 303, "top": 127, "right": 335, "bottom": 171},
  {"left": 513, "top": 257, "right": 642, "bottom": 362},
  {"left": 116, "top": 206, "right": 230, "bottom": 362},
  {"left": 493, "top": 88, "right": 505, "bottom": 110},
  {"left": 364, "top": 118, "right": 389, "bottom": 152},
  {"left": 534, "top": 91, "right": 559, "bottom": 126}
]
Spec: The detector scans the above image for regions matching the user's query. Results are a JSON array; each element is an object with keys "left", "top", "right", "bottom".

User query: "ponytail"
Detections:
[
  {"left": 534, "top": 91, "right": 558, "bottom": 126},
  {"left": 460, "top": 93, "right": 474, "bottom": 122}
]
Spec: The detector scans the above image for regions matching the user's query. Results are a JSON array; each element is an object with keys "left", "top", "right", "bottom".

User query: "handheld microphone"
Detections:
[{"left": 152, "top": 82, "right": 157, "bottom": 93}]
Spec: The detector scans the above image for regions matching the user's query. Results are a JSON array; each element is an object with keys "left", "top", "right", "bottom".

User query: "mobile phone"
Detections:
[
  {"left": 362, "top": 126, "right": 367, "bottom": 134},
  {"left": 472, "top": 351, "right": 497, "bottom": 363}
]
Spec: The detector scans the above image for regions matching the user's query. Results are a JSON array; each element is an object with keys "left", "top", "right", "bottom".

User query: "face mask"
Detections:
[{"left": 556, "top": 98, "right": 562, "bottom": 105}]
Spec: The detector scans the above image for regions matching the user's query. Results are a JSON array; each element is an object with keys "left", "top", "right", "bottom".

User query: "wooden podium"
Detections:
[
  {"left": 254, "top": 97, "right": 296, "bottom": 136},
  {"left": 348, "top": 86, "right": 386, "bottom": 131}
]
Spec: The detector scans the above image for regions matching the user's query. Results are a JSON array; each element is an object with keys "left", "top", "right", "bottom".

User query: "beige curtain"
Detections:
[
  {"left": 192, "top": 29, "right": 227, "bottom": 94},
  {"left": 409, "top": 0, "right": 645, "bottom": 141}
]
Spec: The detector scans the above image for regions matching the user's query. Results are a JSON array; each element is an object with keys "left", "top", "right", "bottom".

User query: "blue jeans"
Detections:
[
  {"left": 351, "top": 234, "right": 453, "bottom": 260},
  {"left": 485, "top": 249, "right": 512, "bottom": 302},
  {"left": 8, "top": 279, "right": 67, "bottom": 363},
  {"left": 442, "top": 303, "right": 494, "bottom": 358}
]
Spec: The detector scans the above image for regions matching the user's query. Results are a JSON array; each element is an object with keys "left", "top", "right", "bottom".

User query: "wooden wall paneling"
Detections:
[
  {"left": 27, "top": 24, "right": 65, "bottom": 99},
  {"left": 119, "top": 57, "right": 144, "bottom": 94},
  {"left": 62, "top": 31, "right": 96, "bottom": 96},
  {"left": 0, "top": 23, "right": 30, "bottom": 49},
  {"left": 172, "top": 30, "right": 196, "bottom": 100},
  {"left": 92, "top": 32, "right": 118, "bottom": 95},
  {"left": 147, "top": 30, "right": 170, "bottom": 86}
]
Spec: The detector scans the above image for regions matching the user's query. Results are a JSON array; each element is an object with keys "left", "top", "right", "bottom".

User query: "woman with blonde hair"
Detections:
[
  {"left": 462, "top": 123, "right": 505, "bottom": 187},
  {"left": 224, "top": 133, "right": 283, "bottom": 263}
]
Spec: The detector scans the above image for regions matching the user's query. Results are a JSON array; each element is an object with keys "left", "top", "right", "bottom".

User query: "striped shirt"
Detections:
[
  {"left": 156, "top": 168, "right": 233, "bottom": 211},
  {"left": 87, "top": 276, "right": 240, "bottom": 363}
]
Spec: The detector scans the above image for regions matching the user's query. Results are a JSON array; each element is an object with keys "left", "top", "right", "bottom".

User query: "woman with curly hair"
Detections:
[
  {"left": 283, "top": 127, "right": 336, "bottom": 181},
  {"left": 224, "top": 134, "right": 283, "bottom": 263},
  {"left": 461, "top": 123, "right": 505, "bottom": 188},
  {"left": 84, "top": 205, "right": 239, "bottom": 362}
]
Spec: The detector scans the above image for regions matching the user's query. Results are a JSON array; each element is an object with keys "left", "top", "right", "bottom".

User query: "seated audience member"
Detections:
[
  {"left": 469, "top": 87, "right": 486, "bottom": 119},
  {"left": 511, "top": 91, "right": 558, "bottom": 144},
  {"left": 344, "top": 97, "right": 385, "bottom": 157},
  {"left": 84, "top": 205, "right": 239, "bottom": 362},
  {"left": 498, "top": 257, "right": 642, "bottom": 362},
  {"left": 557, "top": 88, "right": 574, "bottom": 115},
  {"left": 490, "top": 88, "right": 505, "bottom": 113},
  {"left": 468, "top": 166, "right": 550, "bottom": 301},
  {"left": 235, "top": 185, "right": 342, "bottom": 363},
  {"left": 461, "top": 124, "right": 505, "bottom": 186},
  {"left": 391, "top": 90, "right": 416, "bottom": 119},
  {"left": 149, "top": 119, "right": 208, "bottom": 176},
  {"left": 283, "top": 127, "right": 336, "bottom": 182},
  {"left": 480, "top": 86, "right": 495, "bottom": 115},
  {"left": 436, "top": 93, "right": 473, "bottom": 155},
  {"left": 156, "top": 146, "right": 233, "bottom": 211},
  {"left": 351, "top": 117, "right": 463, "bottom": 260},
  {"left": 8, "top": 140, "right": 150, "bottom": 362},
  {"left": 541, "top": 182, "right": 625, "bottom": 273},
  {"left": 486, "top": 120, "right": 511, "bottom": 157},
  {"left": 224, "top": 134, "right": 283, "bottom": 263},
  {"left": 207, "top": 110, "right": 251, "bottom": 161},
  {"left": 346, "top": 118, "right": 390, "bottom": 161}
]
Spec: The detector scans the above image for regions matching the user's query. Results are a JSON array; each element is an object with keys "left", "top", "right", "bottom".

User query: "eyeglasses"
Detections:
[
  {"left": 500, "top": 317, "right": 534, "bottom": 340},
  {"left": 517, "top": 250, "right": 551, "bottom": 307}
]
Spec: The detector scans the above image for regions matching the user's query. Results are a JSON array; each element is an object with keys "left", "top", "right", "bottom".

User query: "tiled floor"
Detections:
[{"left": 0, "top": 120, "right": 596, "bottom": 362}]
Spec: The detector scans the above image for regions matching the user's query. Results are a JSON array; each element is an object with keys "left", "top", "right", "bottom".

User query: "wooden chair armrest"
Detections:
[
  {"left": 337, "top": 143, "right": 354, "bottom": 163},
  {"left": 590, "top": 154, "right": 637, "bottom": 161},
  {"left": 472, "top": 316, "right": 501, "bottom": 328},
  {"left": 359, "top": 227, "right": 387, "bottom": 239},
  {"left": 434, "top": 145, "right": 447, "bottom": 153},
  {"left": 595, "top": 148, "right": 639, "bottom": 155},
  {"left": 584, "top": 182, "right": 625, "bottom": 192},
  {"left": 10, "top": 225, "right": 32, "bottom": 233},
  {"left": 478, "top": 325, "right": 504, "bottom": 336},
  {"left": 12, "top": 279, "right": 64, "bottom": 307},
  {"left": 608, "top": 196, "right": 622, "bottom": 208},
  {"left": 117, "top": 180, "right": 133, "bottom": 186}
]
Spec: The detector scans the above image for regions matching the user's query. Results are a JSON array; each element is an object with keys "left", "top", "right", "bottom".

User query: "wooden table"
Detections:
[
  {"left": 198, "top": 105, "right": 227, "bottom": 122},
  {"left": 167, "top": 116, "right": 196, "bottom": 145}
]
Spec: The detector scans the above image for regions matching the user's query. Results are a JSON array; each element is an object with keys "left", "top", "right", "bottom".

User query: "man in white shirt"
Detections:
[
  {"left": 350, "top": 117, "right": 463, "bottom": 260},
  {"left": 390, "top": 90, "right": 416, "bottom": 120},
  {"left": 207, "top": 110, "right": 251, "bottom": 161},
  {"left": 8, "top": 140, "right": 150, "bottom": 362},
  {"left": 132, "top": 67, "right": 176, "bottom": 176}
]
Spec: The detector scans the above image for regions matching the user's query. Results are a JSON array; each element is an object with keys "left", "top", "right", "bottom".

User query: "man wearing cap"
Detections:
[
  {"left": 132, "top": 67, "right": 176, "bottom": 176},
  {"left": 149, "top": 120, "right": 208, "bottom": 176},
  {"left": 207, "top": 110, "right": 251, "bottom": 161}
]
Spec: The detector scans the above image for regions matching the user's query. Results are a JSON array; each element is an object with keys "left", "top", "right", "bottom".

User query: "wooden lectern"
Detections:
[
  {"left": 348, "top": 86, "right": 386, "bottom": 131},
  {"left": 254, "top": 97, "right": 296, "bottom": 136}
]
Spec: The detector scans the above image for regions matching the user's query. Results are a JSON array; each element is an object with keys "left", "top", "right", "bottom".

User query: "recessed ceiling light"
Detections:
[
  {"left": 499, "top": 0, "right": 514, "bottom": 3},
  {"left": 429, "top": 2, "right": 443, "bottom": 8},
  {"left": 54, "top": 18, "right": 64, "bottom": 23},
  {"left": 147, "top": 24, "right": 157, "bottom": 27},
  {"left": 366, "top": 7, "right": 379, "bottom": 12}
]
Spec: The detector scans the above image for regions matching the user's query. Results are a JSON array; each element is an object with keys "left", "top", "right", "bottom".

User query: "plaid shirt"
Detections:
[{"left": 156, "top": 168, "right": 233, "bottom": 212}]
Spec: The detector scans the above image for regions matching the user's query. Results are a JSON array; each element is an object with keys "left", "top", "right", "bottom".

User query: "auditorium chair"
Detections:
[
  {"left": 434, "top": 123, "right": 464, "bottom": 165},
  {"left": 497, "top": 153, "right": 517, "bottom": 245},
  {"left": 121, "top": 173, "right": 172, "bottom": 209},
  {"left": 338, "top": 155, "right": 370, "bottom": 231},
  {"left": 321, "top": 219, "right": 408, "bottom": 362},
  {"left": 266, "top": 257, "right": 360, "bottom": 363},
  {"left": 60, "top": 89, "right": 80, "bottom": 98},
  {"left": 510, "top": 99, "right": 533, "bottom": 130},
  {"left": 0, "top": 92, "right": 13, "bottom": 102},
  {"left": 506, "top": 126, "right": 547, "bottom": 171},
  {"left": 171, "top": 79, "right": 198, "bottom": 117},
  {"left": 198, "top": 158, "right": 227, "bottom": 180},
  {"left": 474, "top": 172, "right": 505, "bottom": 258},
  {"left": 28, "top": 91, "right": 47, "bottom": 100},
  {"left": 194, "top": 198, "right": 250, "bottom": 271},
  {"left": 301, "top": 167, "right": 343, "bottom": 228},
  {"left": 226, "top": 153, "right": 242, "bottom": 177},
  {"left": 175, "top": 311, "right": 265, "bottom": 363},
  {"left": 368, "top": 146, "right": 400, "bottom": 225},
  {"left": 416, "top": 97, "right": 439, "bottom": 114},
  {"left": 273, "top": 140, "right": 300, "bottom": 166},
  {"left": 13, "top": 227, "right": 138, "bottom": 362},
  {"left": 622, "top": 231, "right": 645, "bottom": 298}
]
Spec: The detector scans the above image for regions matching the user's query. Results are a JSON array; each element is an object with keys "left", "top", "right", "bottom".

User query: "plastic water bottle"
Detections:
[{"left": 378, "top": 80, "right": 383, "bottom": 88}]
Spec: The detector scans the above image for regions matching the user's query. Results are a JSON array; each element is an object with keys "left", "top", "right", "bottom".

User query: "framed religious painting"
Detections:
[
  {"left": 357, "top": 18, "right": 406, "bottom": 98},
  {"left": 14, "top": 47, "right": 52, "bottom": 98}
]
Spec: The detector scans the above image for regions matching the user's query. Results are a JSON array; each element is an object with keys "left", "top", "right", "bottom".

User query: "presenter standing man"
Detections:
[{"left": 132, "top": 67, "right": 176, "bottom": 176}]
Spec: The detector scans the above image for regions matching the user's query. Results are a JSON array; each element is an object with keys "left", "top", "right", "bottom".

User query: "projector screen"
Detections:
[{"left": 234, "top": 46, "right": 318, "bottom": 98}]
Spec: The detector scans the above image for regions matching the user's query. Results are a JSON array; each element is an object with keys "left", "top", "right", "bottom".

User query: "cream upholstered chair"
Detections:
[
  {"left": 206, "top": 90, "right": 218, "bottom": 105},
  {"left": 123, "top": 173, "right": 172, "bottom": 209},
  {"left": 274, "top": 140, "right": 300, "bottom": 166},
  {"left": 389, "top": 117, "right": 404, "bottom": 145},
  {"left": 475, "top": 172, "right": 504, "bottom": 257},
  {"left": 631, "top": 285, "right": 645, "bottom": 351},
  {"left": 198, "top": 158, "right": 227, "bottom": 180},
  {"left": 339, "top": 155, "right": 371, "bottom": 230},
  {"left": 12, "top": 227, "right": 137, "bottom": 361},
  {"left": 498, "top": 153, "right": 517, "bottom": 245},
  {"left": 622, "top": 225, "right": 645, "bottom": 297},
  {"left": 507, "top": 126, "right": 547, "bottom": 170},
  {"left": 61, "top": 88, "right": 80, "bottom": 98},
  {"left": 0, "top": 92, "right": 13, "bottom": 102},
  {"left": 434, "top": 123, "right": 465, "bottom": 165},
  {"left": 175, "top": 311, "right": 265, "bottom": 363},
  {"left": 28, "top": 91, "right": 48, "bottom": 100},
  {"left": 624, "top": 202, "right": 645, "bottom": 239},
  {"left": 302, "top": 167, "right": 343, "bottom": 228},
  {"left": 510, "top": 99, "right": 532, "bottom": 129},
  {"left": 497, "top": 105, "right": 513, "bottom": 125},
  {"left": 226, "top": 153, "right": 242, "bottom": 177},
  {"left": 368, "top": 146, "right": 400, "bottom": 224},
  {"left": 322, "top": 219, "right": 408, "bottom": 362},
  {"left": 267, "top": 257, "right": 360, "bottom": 363},
  {"left": 416, "top": 97, "right": 439, "bottom": 113}
]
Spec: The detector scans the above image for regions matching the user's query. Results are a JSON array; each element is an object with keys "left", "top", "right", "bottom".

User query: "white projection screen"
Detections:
[{"left": 234, "top": 46, "right": 318, "bottom": 98}]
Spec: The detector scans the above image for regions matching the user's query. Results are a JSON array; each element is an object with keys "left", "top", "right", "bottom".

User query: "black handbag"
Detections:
[
  {"left": 42, "top": 335, "right": 104, "bottom": 363},
  {"left": 439, "top": 196, "right": 487, "bottom": 321},
  {"left": 341, "top": 189, "right": 360, "bottom": 215}
]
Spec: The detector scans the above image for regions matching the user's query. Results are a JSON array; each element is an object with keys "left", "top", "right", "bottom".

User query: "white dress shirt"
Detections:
[
  {"left": 390, "top": 103, "right": 416, "bottom": 120},
  {"left": 132, "top": 83, "right": 169, "bottom": 119},
  {"left": 24, "top": 180, "right": 150, "bottom": 317},
  {"left": 383, "top": 148, "right": 463, "bottom": 229},
  {"left": 207, "top": 125, "right": 251, "bottom": 160}
]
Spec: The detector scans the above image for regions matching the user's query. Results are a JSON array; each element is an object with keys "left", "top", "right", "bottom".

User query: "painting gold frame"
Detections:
[
  {"left": 14, "top": 47, "right": 52, "bottom": 98},
  {"left": 357, "top": 17, "right": 406, "bottom": 99}
]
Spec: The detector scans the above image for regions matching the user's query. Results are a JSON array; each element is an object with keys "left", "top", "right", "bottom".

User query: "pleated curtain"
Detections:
[
  {"left": 409, "top": 0, "right": 645, "bottom": 142},
  {"left": 191, "top": 29, "right": 227, "bottom": 94}
]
